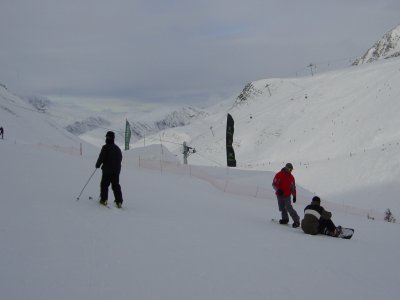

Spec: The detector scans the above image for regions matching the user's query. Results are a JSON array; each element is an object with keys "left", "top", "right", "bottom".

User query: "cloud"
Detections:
[{"left": 0, "top": 0, "right": 399, "bottom": 105}]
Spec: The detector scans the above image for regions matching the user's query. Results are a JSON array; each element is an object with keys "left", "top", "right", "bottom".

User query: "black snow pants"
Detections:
[
  {"left": 318, "top": 219, "right": 336, "bottom": 235},
  {"left": 100, "top": 171, "right": 123, "bottom": 203}
]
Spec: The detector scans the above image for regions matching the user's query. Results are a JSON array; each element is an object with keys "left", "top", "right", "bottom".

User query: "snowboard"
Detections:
[
  {"left": 271, "top": 219, "right": 354, "bottom": 239},
  {"left": 337, "top": 227, "right": 354, "bottom": 239}
]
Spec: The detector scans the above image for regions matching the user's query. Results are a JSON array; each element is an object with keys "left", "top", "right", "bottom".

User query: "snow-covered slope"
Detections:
[
  {"left": 353, "top": 24, "right": 400, "bottom": 65},
  {"left": 0, "top": 84, "right": 89, "bottom": 148},
  {"left": 0, "top": 127, "right": 399, "bottom": 300},
  {"left": 135, "top": 58, "right": 400, "bottom": 214}
]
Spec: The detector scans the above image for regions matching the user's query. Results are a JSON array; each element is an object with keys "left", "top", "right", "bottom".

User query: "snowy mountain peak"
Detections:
[{"left": 353, "top": 24, "right": 400, "bottom": 65}]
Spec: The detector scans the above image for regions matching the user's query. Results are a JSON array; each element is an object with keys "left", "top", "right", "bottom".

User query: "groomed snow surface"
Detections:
[{"left": 0, "top": 140, "right": 398, "bottom": 300}]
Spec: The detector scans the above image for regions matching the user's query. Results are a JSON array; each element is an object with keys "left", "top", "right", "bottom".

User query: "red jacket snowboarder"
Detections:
[{"left": 272, "top": 163, "right": 300, "bottom": 227}]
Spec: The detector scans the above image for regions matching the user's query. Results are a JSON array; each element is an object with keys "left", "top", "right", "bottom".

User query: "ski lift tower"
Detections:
[{"left": 182, "top": 141, "right": 196, "bottom": 164}]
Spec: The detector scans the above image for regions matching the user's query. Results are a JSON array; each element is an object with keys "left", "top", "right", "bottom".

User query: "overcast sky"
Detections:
[{"left": 0, "top": 0, "right": 399, "bottom": 107}]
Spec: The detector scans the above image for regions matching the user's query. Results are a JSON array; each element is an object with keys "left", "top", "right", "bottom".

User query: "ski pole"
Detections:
[{"left": 76, "top": 168, "right": 97, "bottom": 200}]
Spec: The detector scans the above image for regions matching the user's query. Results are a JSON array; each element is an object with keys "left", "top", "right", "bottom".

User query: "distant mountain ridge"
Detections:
[
  {"left": 353, "top": 24, "right": 400, "bottom": 65},
  {"left": 24, "top": 95, "right": 209, "bottom": 142},
  {"left": 155, "top": 107, "right": 208, "bottom": 130},
  {"left": 65, "top": 117, "right": 111, "bottom": 135},
  {"left": 129, "top": 106, "right": 209, "bottom": 140}
]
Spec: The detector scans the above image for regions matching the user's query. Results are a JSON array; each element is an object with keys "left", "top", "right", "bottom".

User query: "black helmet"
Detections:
[
  {"left": 285, "top": 163, "right": 293, "bottom": 171},
  {"left": 106, "top": 131, "right": 115, "bottom": 140}
]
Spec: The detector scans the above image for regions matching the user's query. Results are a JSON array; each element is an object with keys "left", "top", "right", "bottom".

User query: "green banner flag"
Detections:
[
  {"left": 125, "top": 119, "right": 131, "bottom": 150},
  {"left": 226, "top": 113, "right": 236, "bottom": 167}
]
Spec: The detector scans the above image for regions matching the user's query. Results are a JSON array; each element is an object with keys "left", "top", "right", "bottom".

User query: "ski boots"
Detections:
[{"left": 99, "top": 199, "right": 108, "bottom": 206}]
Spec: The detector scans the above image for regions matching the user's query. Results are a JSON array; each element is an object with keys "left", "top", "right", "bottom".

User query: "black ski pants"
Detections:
[{"left": 100, "top": 171, "right": 123, "bottom": 203}]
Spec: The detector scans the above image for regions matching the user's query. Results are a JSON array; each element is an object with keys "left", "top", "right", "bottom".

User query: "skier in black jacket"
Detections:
[{"left": 96, "top": 131, "right": 123, "bottom": 208}]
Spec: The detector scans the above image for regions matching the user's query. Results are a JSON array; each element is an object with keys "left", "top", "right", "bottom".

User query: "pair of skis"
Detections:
[
  {"left": 88, "top": 196, "right": 123, "bottom": 210},
  {"left": 99, "top": 201, "right": 122, "bottom": 209}
]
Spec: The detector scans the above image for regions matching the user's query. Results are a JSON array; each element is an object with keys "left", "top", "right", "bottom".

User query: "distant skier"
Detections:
[
  {"left": 95, "top": 131, "right": 123, "bottom": 208},
  {"left": 272, "top": 163, "right": 300, "bottom": 228},
  {"left": 0, "top": 126, "right": 3, "bottom": 139},
  {"left": 301, "top": 196, "right": 341, "bottom": 237}
]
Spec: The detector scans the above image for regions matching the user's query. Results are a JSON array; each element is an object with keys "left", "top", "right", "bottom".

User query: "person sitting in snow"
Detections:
[{"left": 301, "top": 196, "right": 341, "bottom": 237}]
